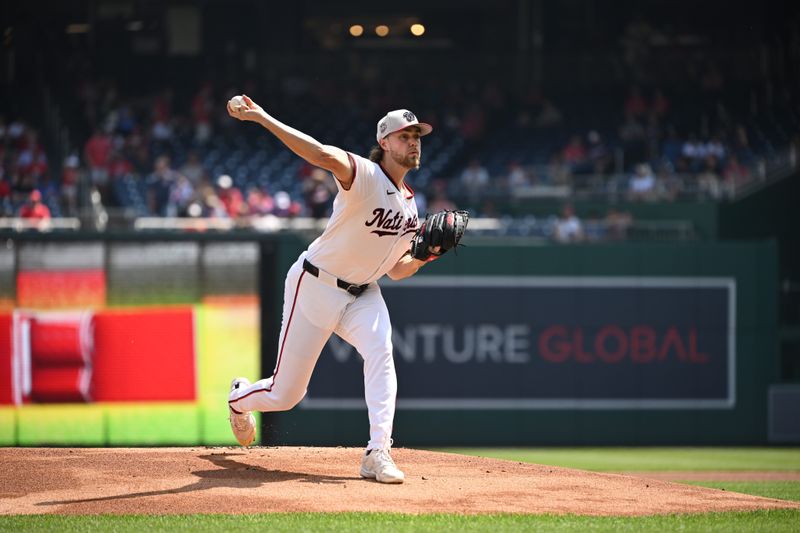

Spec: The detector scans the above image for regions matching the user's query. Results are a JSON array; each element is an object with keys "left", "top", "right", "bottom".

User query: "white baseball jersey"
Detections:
[
  {"left": 305, "top": 153, "right": 419, "bottom": 285},
  {"left": 230, "top": 151, "right": 420, "bottom": 452}
]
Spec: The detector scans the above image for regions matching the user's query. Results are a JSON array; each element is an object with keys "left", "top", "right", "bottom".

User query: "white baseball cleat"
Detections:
[
  {"left": 360, "top": 447, "right": 405, "bottom": 484},
  {"left": 229, "top": 377, "right": 256, "bottom": 447}
]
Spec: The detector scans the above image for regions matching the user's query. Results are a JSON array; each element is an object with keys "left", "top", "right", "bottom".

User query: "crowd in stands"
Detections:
[
  {"left": 5, "top": 70, "right": 794, "bottom": 241},
  {"left": 5, "top": 7, "right": 798, "bottom": 242},
  {"left": 0, "top": 118, "right": 60, "bottom": 221},
  {"left": 457, "top": 78, "right": 795, "bottom": 213},
  {"left": 68, "top": 75, "right": 796, "bottom": 223},
  {"left": 71, "top": 79, "right": 332, "bottom": 224}
]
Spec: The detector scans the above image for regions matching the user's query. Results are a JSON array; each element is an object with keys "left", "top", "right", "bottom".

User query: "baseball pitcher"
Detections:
[{"left": 226, "top": 96, "right": 467, "bottom": 483}]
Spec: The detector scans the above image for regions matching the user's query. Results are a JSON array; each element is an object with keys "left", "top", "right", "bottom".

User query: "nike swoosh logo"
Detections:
[{"left": 386, "top": 191, "right": 396, "bottom": 195}]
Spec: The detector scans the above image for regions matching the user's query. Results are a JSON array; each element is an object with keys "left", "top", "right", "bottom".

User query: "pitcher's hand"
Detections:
[{"left": 227, "top": 94, "right": 265, "bottom": 122}]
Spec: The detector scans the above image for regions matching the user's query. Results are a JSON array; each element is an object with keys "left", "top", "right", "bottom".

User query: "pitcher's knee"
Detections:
[{"left": 272, "top": 388, "right": 306, "bottom": 411}]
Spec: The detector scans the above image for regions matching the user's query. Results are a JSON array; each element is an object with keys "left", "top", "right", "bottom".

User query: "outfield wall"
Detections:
[
  {"left": 0, "top": 234, "right": 262, "bottom": 446},
  {"left": 0, "top": 232, "right": 779, "bottom": 445},
  {"left": 272, "top": 238, "right": 779, "bottom": 445}
]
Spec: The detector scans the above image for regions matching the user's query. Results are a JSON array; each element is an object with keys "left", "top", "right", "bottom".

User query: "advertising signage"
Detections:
[{"left": 304, "top": 277, "right": 736, "bottom": 410}]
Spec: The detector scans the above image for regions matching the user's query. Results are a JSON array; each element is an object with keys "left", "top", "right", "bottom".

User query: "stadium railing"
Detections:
[{"left": 0, "top": 218, "right": 81, "bottom": 232}]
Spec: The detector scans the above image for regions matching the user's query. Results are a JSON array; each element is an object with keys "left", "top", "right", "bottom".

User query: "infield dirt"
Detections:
[{"left": 1, "top": 447, "right": 798, "bottom": 515}]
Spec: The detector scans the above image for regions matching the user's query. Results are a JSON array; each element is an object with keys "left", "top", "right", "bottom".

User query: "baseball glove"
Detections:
[{"left": 410, "top": 210, "right": 469, "bottom": 261}]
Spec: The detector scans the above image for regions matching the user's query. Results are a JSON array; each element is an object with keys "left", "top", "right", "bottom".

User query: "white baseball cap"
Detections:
[{"left": 376, "top": 109, "right": 433, "bottom": 142}]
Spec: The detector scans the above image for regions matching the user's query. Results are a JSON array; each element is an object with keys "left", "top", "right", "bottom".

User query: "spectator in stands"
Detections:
[
  {"left": 507, "top": 161, "right": 532, "bottom": 192},
  {"left": 705, "top": 135, "right": 726, "bottom": 161},
  {"left": 272, "top": 191, "right": 302, "bottom": 218},
  {"left": 146, "top": 155, "right": 178, "bottom": 216},
  {"left": 587, "top": 130, "right": 612, "bottom": 176},
  {"left": 130, "top": 143, "right": 152, "bottom": 175},
  {"left": 167, "top": 174, "right": 195, "bottom": 217},
  {"left": 0, "top": 163, "right": 14, "bottom": 216},
  {"left": 697, "top": 156, "right": 722, "bottom": 199},
  {"left": 216, "top": 174, "right": 245, "bottom": 219},
  {"left": 460, "top": 158, "right": 490, "bottom": 199},
  {"left": 583, "top": 210, "right": 607, "bottom": 242},
  {"left": 11, "top": 165, "right": 36, "bottom": 201},
  {"left": 150, "top": 88, "right": 175, "bottom": 156},
  {"left": 619, "top": 111, "right": 646, "bottom": 164},
  {"left": 660, "top": 125, "right": 683, "bottom": 165},
  {"left": 6, "top": 118, "right": 25, "bottom": 145},
  {"left": 427, "top": 180, "right": 456, "bottom": 213},
  {"left": 151, "top": 114, "right": 174, "bottom": 145},
  {"left": 84, "top": 128, "right": 112, "bottom": 196},
  {"left": 16, "top": 130, "right": 48, "bottom": 183},
  {"left": 107, "top": 149, "right": 134, "bottom": 179},
  {"left": 553, "top": 204, "right": 584, "bottom": 243},
  {"left": 189, "top": 183, "right": 227, "bottom": 219},
  {"left": 681, "top": 133, "right": 707, "bottom": 170},
  {"left": 562, "top": 135, "right": 588, "bottom": 172},
  {"left": 115, "top": 105, "right": 137, "bottom": 136},
  {"left": 246, "top": 187, "right": 274, "bottom": 216},
  {"left": 36, "top": 173, "right": 60, "bottom": 211},
  {"left": 302, "top": 168, "right": 336, "bottom": 219},
  {"left": 655, "top": 161, "right": 682, "bottom": 202},
  {"left": 192, "top": 83, "right": 214, "bottom": 145},
  {"left": 731, "top": 124, "right": 754, "bottom": 164},
  {"left": 722, "top": 153, "right": 751, "bottom": 194},
  {"left": 18, "top": 190, "right": 50, "bottom": 220},
  {"left": 605, "top": 208, "right": 633, "bottom": 241},
  {"left": 152, "top": 88, "right": 173, "bottom": 128},
  {"left": 628, "top": 163, "right": 657, "bottom": 201},
  {"left": 546, "top": 153, "right": 571, "bottom": 186},
  {"left": 180, "top": 150, "right": 208, "bottom": 187},
  {"left": 673, "top": 154, "right": 693, "bottom": 184},
  {"left": 0, "top": 177, "right": 10, "bottom": 215},
  {"left": 61, "top": 154, "right": 80, "bottom": 216}
]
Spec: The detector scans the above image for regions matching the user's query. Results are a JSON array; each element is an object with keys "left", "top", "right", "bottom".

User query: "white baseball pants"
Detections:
[{"left": 228, "top": 253, "right": 397, "bottom": 450}]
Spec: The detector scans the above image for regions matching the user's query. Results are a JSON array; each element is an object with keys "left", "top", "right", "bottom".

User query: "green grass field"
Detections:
[
  {"left": 682, "top": 481, "right": 800, "bottom": 502},
  {"left": 2, "top": 448, "right": 798, "bottom": 532},
  {"left": 1, "top": 510, "right": 799, "bottom": 533},
  {"left": 439, "top": 447, "right": 800, "bottom": 471}
]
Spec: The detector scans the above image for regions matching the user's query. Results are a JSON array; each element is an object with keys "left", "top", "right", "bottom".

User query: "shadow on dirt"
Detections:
[{"left": 37, "top": 452, "right": 360, "bottom": 507}]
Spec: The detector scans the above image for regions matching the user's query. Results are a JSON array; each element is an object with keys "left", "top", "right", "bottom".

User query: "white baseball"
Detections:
[{"left": 230, "top": 95, "right": 246, "bottom": 111}]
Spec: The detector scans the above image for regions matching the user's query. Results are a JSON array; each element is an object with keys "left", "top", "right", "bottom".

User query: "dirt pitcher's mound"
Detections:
[{"left": 1, "top": 447, "right": 797, "bottom": 516}]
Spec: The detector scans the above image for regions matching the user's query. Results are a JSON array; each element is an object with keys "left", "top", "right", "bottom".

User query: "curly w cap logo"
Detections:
[
  {"left": 380, "top": 122, "right": 388, "bottom": 133},
  {"left": 403, "top": 111, "right": 416, "bottom": 122}
]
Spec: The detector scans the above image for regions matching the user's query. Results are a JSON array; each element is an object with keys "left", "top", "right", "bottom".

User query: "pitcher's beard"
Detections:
[{"left": 390, "top": 150, "right": 420, "bottom": 170}]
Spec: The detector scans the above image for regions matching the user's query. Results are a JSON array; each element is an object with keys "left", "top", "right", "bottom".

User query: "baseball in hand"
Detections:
[{"left": 229, "top": 95, "right": 246, "bottom": 111}]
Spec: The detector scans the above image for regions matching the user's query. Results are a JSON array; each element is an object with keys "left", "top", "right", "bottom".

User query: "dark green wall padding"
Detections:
[{"left": 267, "top": 240, "right": 778, "bottom": 446}]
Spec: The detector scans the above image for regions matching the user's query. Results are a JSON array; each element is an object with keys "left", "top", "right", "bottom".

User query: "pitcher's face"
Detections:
[{"left": 382, "top": 127, "right": 422, "bottom": 169}]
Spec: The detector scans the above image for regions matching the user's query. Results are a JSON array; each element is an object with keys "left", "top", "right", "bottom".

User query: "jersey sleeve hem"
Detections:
[{"left": 336, "top": 152, "right": 357, "bottom": 191}]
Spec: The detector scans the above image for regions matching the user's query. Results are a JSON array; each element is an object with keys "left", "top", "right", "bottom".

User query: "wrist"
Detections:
[{"left": 255, "top": 111, "right": 270, "bottom": 127}]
